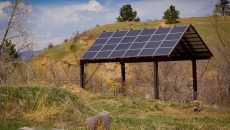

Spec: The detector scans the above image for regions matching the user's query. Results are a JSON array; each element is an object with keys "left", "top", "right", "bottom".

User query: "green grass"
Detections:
[
  {"left": 85, "top": 94, "right": 230, "bottom": 130},
  {"left": 34, "top": 42, "right": 74, "bottom": 60},
  {"left": 1, "top": 86, "right": 229, "bottom": 130}
]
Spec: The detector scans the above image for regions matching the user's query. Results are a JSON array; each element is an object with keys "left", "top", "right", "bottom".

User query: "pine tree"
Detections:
[
  {"left": 2, "top": 40, "right": 19, "bottom": 59},
  {"left": 214, "top": 0, "right": 230, "bottom": 16},
  {"left": 117, "top": 4, "right": 140, "bottom": 22},
  {"left": 47, "top": 43, "right": 54, "bottom": 49},
  {"left": 163, "top": 5, "right": 180, "bottom": 24}
]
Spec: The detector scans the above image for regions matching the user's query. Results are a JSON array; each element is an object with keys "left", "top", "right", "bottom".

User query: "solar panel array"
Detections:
[{"left": 82, "top": 26, "right": 188, "bottom": 60}]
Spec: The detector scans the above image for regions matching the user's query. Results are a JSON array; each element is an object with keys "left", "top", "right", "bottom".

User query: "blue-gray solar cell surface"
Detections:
[{"left": 82, "top": 26, "right": 188, "bottom": 60}]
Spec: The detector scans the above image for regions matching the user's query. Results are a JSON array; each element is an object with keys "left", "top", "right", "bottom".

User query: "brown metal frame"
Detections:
[{"left": 153, "top": 61, "right": 159, "bottom": 99}]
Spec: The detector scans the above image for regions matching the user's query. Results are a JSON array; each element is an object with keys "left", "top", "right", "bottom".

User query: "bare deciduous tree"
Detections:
[{"left": 0, "top": 0, "right": 31, "bottom": 83}]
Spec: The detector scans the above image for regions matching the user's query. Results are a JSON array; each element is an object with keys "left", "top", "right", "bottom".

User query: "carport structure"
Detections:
[{"left": 79, "top": 24, "right": 213, "bottom": 100}]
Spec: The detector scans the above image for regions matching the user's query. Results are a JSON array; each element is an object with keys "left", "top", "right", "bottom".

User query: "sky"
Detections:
[{"left": 0, "top": 0, "right": 218, "bottom": 50}]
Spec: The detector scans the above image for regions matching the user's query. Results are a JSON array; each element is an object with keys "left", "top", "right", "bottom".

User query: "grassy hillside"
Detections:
[
  {"left": 0, "top": 85, "right": 230, "bottom": 130},
  {"left": 32, "top": 16, "right": 230, "bottom": 82},
  {"left": 33, "top": 16, "right": 230, "bottom": 62}
]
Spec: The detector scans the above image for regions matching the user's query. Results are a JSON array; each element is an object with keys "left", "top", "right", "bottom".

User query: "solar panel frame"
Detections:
[
  {"left": 81, "top": 25, "right": 191, "bottom": 60},
  {"left": 81, "top": 25, "right": 213, "bottom": 65}
]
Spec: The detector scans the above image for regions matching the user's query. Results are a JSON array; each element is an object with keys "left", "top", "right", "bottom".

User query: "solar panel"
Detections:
[
  {"left": 130, "top": 42, "right": 146, "bottom": 49},
  {"left": 95, "top": 51, "right": 111, "bottom": 59},
  {"left": 124, "top": 49, "right": 141, "bottom": 57},
  {"left": 145, "top": 41, "right": 161, "bottom": 48},
  {"left": 115, "top": 43, "right": 131, "bottom": 50},
  {"left": 94, "top": 38, "right": 109, "bottom": 45},
  {"left": 110, "top": 50, "right": 126, "bottom": 58},
  {"left": 126, "top": 30, "right": 141, "bottom": 36},
  {"left": 160, "top": 40, "right": 178, "bottom": 47},
  {"left": 150, "top": 34, "right": 166, "bottom": 41},
  {"left": 112, "top": 31, "right": 127, "bottom": 37},
  {"left": 139, "top": 49, "right": 156, "bottom": 56},
  {"left": 165, "top": 33, "right": 183, "bottom": 40},
  {"left": 82, "top": 52, "right": 97, "bottom": 59},
  {"left": 121, "top": 37, "right": 136, "bottom": 43},
  {"left": 98, "top": 32, "right": 113, "bottom": 38},
  {"left": 170, "top": 26, "right": 187, "bottom": 33},
  {"left": 135, "top": 35, "right": 151, "bottom": 42},
  {"left": 101, "top": 44, "right": 116, "bottom": 51},
  {"left": 88, "top": 45, "right": 103, "bottom": 51},
  {"left": 140, "top": 29, "right": 156, "bottom": 35},
  {"left": 106, "top": 37, "right": 122, "bottom": 44},
  {"left": 155, "top": 27, "right": 171, "bottom": 34},
  {"left": 81, "top": 25, "right": 189, "bottom": 60},
  {"left": 154, "top": 48, "right": 172, "bottom": 55}
]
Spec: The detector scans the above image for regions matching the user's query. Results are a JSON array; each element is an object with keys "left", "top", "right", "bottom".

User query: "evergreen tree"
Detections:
[
  {"left": 214, "top": 0, "right": 230, "bottom": 16},
  {"left": 163, "top": 5, "right": 180, "bottom": 24},
  {"left": 47, "top": 43, "right": 54, "bottom": 49},
  {"left": 2, "top": 40, "right": 19, "bottom": 59},
  {"left": 117, "top": 4, "right": 140, "bottom": 22}
]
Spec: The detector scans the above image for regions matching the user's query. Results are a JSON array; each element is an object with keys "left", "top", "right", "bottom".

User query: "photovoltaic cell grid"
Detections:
[{"left": 82, "top": 26, "right": 188, "bottom": 60}]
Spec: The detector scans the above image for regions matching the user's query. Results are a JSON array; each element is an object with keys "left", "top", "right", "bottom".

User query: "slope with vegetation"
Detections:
[
  {"left": 30, "top": 16, "right": 230, "bottom": 105},
  {"left": 33, "top": 16, "right": 230, "bottom": 66},
  {"left": 0, "top": 85, "right": 230, "bottom": 130}
]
